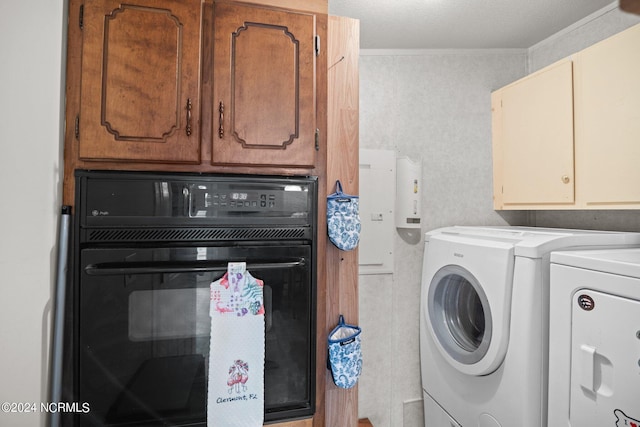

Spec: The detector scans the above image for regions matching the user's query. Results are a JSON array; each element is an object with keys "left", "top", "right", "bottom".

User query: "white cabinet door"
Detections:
[
  {"left": 492, "top": 59, "right": 574, "bottom": 209},
  {"left": 575, "top": 24, "right": 640, "bottom": 207}
]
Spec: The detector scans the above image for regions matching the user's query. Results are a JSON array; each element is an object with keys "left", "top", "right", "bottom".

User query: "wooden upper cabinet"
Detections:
[
  {"left": 212, "top": 3, "right": 317, "bottom": 168},
  {"left": 492, "top": 59, "right": 575, "bottom": 209},
  {"left": 78, "top": 0, "right": 202, "bottom": 163}
]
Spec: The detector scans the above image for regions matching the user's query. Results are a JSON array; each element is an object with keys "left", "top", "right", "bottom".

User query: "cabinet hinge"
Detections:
[
  {"left": 314, "top": 35, "right": 320, "bottom": 57},
  {"left": 314, "top": 128, "right": 320, "bottom": 151},
  {"left": 79, "top": 4, "right": 84, "bottom": 30},
  {"left": 75, "top": 115, "right": 80, "bottom": 139}
]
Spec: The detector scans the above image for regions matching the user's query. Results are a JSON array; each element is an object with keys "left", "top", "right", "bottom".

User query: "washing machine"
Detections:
[
  {"left": 548, "top": 248, "right": 640, "bottom": 427},
  {"left": 419, "top": 226, "right": 640, "bottom": 427}
]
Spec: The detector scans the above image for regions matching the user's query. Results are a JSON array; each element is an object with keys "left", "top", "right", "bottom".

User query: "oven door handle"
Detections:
[{"left": 84, "top": 259, "right": 306, "bottom": 276}]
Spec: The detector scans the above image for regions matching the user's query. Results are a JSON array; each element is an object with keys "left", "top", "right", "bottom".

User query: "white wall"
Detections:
[{"left": 0, "top": 1, "right": 66, "bottom": 426}]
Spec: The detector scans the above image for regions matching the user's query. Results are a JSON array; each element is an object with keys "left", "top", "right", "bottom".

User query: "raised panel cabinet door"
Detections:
[
  {"left": 78, "top": 0, "right": 201, "bottom": 163},
  {"left": 497, "top": 59, "right": 575, "bottom": 207},
  {"left": 575, "top": 24, "right": 640, "bottom": 206},
  {"left": 212, "top": 3, "right": 316, "bottom": 167}
]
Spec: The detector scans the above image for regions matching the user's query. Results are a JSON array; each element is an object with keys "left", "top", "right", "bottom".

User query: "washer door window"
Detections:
[{"left": 428, "top": 265, "right": 492, "bottom": 366}]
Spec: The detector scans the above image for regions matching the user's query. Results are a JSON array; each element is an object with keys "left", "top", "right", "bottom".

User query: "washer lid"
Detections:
[
  {"left": 425, "top": 226, "right": 640, "bottom": 259},
  {"left": 551, "top": 248, "right": 640, "bottom": 278}
]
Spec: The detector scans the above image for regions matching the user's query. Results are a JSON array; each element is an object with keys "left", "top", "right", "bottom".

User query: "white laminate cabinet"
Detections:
[
  {"left": 575, "top": 23, "right": 640, "bottom": 208},
  {"left": 492, "top": 23, "right": 640, "bottom": 210},
  {"left": 492, "top": 59, "right": 575, "bottom": 209}
]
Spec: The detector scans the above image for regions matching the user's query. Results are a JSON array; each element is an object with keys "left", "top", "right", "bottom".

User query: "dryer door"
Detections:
[
  {"left": 422, "top": 235, "right": 515, "bottom": 376},
  {"left": 428, "top": 265, "right": 492, "bottom": 366}
]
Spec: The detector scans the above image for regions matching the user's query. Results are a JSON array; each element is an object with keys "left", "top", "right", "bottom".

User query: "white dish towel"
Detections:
[{"left": 208, "top": 262, "right": 264, "bottom": 427}]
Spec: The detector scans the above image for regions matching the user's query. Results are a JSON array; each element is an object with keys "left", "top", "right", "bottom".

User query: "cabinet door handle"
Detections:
[
  {"left": 562, "top": 175, "right": 571, "bottom": 184},
  {"left": 186, "top": 98, "right": 192, "bottom": 136},
  {"left": 218, "top": 101, "right": 224, "bottom": 138}
]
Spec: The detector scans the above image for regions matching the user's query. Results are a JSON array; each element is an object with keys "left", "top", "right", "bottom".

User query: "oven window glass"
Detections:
[
  {"left": 129, "top": 288, "right": 211, "bottom": 340},
  {"left": 78, "top": 245, "right": 313, "bottom": 426}
]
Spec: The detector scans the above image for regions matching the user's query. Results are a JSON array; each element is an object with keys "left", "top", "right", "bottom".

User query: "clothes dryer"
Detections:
[
  {"left": 548, "top": 248, "right": 640, "bottom": 427},
  {"left": 419, "top": 226, "right": 640, "bottom": 427}
]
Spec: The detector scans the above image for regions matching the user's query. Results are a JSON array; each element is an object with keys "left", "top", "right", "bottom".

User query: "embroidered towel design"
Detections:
[{"left": 208, "top": 263, "right": 264, "bottom": 427}]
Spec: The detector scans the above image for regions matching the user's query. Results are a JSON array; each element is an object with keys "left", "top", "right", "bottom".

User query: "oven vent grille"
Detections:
[{"left": 85, "top": 227, "right": 310, "bottom": 242}]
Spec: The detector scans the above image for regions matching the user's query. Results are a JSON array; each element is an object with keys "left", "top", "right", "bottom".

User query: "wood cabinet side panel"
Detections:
[
  {"left": 63, "top": 0, "right": 84, "bottom": 206},
  {"left": 325, "top": 15, "right": 359, "bottom": 427},
  {"left": 313, "top": 14, "right": 328, "bottom": 427}
]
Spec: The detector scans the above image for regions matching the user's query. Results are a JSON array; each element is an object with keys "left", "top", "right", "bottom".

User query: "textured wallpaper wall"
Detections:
[{"left": 357, "top": 50, "right": 526, "bottom": 427}]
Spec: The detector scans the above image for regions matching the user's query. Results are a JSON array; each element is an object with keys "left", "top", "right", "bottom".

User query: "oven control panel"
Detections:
[
  {"left": 78, "top": 171, "right": 317, "bottom": 227},
  {"left": 188, "top": 182, "right": 311, "bottom": 218},
  {"left": 199, "top": 190, "right": 277, "bottom": 210}
]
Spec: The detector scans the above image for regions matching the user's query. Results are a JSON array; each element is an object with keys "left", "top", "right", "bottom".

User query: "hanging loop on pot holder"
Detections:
[
  {"left": 327, "top": 314, "right": 362, "bottom": 389},
  {"left": 327, "top": 180, "right": 361, "bottom": 251}
]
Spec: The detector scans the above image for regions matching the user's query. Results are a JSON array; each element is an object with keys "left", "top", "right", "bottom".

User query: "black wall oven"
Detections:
[{"left": 66, "top": 171, "right": 317, "bottom": 426}]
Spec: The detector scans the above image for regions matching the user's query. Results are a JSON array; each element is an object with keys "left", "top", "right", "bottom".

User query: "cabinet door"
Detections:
[
  {"left": 493, "top": 59, "right": 575, "bottom": 208},
  {"left": 212, "top": 3, "right": 316, "bottom": 167},
  {"left": 575, "top": 24, "right": 640, "bottom": 206},
  {"left": 78, "top": 0, "right": 201, "bottom": 163}
]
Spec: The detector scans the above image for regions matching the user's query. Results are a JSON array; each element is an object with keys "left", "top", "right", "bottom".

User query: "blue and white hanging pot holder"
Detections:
[
  {"left": 327, "top": 180, "right": 361, "bottom": 251},
  {"left": 328, "top": 315, "right": 362, "bottom": 389}
]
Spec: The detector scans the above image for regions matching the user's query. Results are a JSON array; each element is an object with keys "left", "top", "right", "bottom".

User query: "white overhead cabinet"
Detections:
[
  {"left": 574, "top": 24, "right": 640, "bottom": 207},
  {"left": 492, "top": 59, "right": 574, "bottom": 208},
  {"left": 492, "top": 23, "right": 640, "bottom": 210}
]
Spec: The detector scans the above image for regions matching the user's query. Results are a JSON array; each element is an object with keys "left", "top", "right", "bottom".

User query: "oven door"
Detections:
[{"left": 76, "top": 244, "right": 314, "bottom": 426}]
